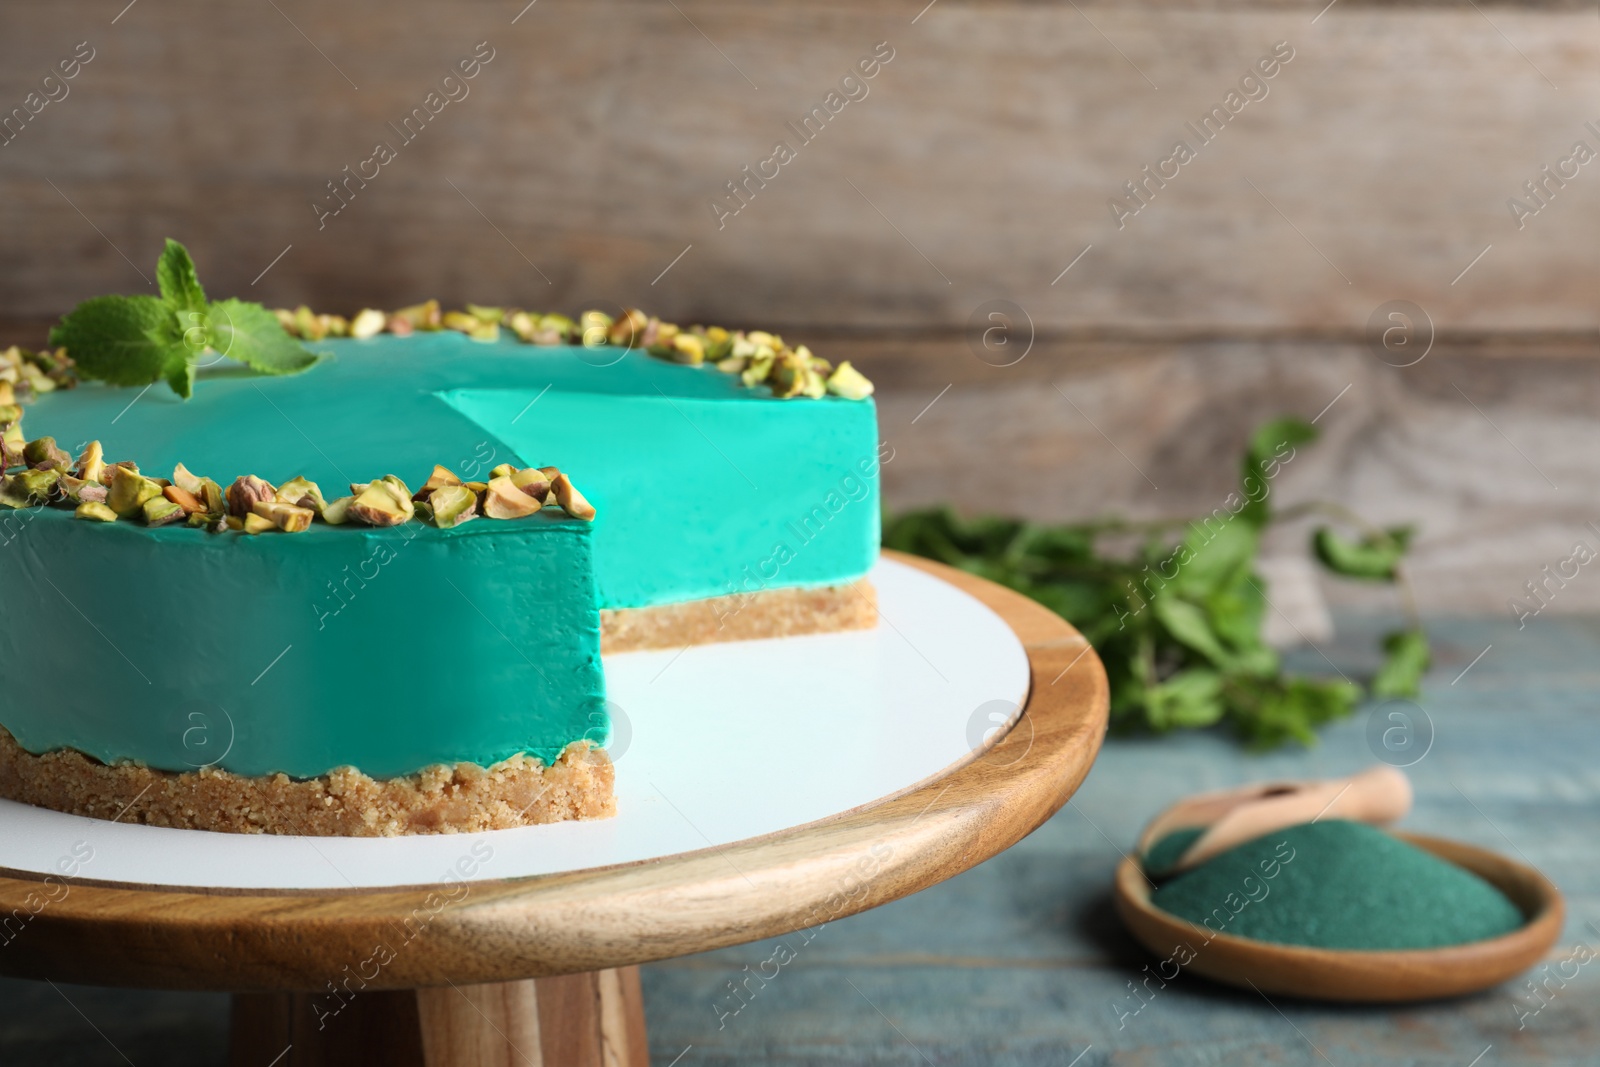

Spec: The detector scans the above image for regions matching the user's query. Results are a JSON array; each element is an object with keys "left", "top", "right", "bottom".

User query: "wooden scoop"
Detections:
[{"left": 1137, "top": 765, "right": 1413, "bottom": 877}]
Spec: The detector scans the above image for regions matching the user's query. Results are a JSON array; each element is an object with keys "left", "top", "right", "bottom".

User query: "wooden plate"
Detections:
[
  {"left": 1113, "top": 830, "right": 1565, "bottom": 1002},
  {"left": 0, "top": 552, "right": 1110, "bottom": 992}
]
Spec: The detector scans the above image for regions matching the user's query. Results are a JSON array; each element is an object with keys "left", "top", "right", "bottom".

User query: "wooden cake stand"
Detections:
[{"left": 0, "top": 554, "right": 1108, "bottom": 1066}]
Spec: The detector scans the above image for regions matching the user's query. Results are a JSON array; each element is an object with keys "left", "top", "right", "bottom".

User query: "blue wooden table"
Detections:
[{"left": 4, "top": 614, "right": 1596, "bottom": 1065}]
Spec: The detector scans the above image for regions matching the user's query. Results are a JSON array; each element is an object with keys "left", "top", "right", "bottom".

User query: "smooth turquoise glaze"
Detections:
[{"left": 0, "top": 334, "right": 880, "bottom": 778}]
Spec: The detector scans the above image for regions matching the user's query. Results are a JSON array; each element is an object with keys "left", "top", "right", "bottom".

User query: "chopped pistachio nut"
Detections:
[
  {"left": 741, "top": 353, "right": 774, "bottom": 388},
  {"left": 21, "top": 364, "right": 56, "bottom": 394},
  {"left": 142, "top": 496, "right": 186, "bottom": 527},
  {"left": 767, "top": 351, "right": 806, "bottom": 399},
  {"left": 292, "top": 305, "right": 326, "bottom": 341},
  {"left": 275, "top": 476, "right": 327, "bottom": 514},
  {"left": 109, "top": 468, "right": 165, "bottom": 518},
  {"left": 669, "top": 333, "right": 705, "bottom": 366},
  {"left": 482, "top": 476, "right": 542, "bottom": 519},
  {"left": 393, "top": 299, "right": 442, "bottom": 331},
  {"left": 226, "top": 475, "right": 277, "bottom": 518},
  {"left": 442, "top": 310, "right": 478, "bottom": 334},
  {"left": 350, "top": 308, "right": 387, "bottom": 339},
  {"left": 440, "top": 311, "right": 501, "bottom": 342},
  {"left": 429, "top": 484, "right": 478, "bottom": 528},
  {"left": 385, "top": 314, "right": 415, "bottom": 337},
  {"left": 253, "top": 500, "right": 314, "bottom": 533},
  {"left": 466, "top": 304, "right": 504, "bottom": 324},
  {"left": 198, "top": 478, "right": 225, "bottom": 514},
  {"left": 240, "top": 513, "right": 277, "bottom": 535},
  {"left": 826, "top": 360, "right": 874, "bottom": 400},
  {"left": 506, "top": 310, "right": 538, "bottom": 342},
  {"left": 551, "top": 472, "right": 596, "bottom": 521},
  {"left": 347, "top": 476, "right": 414, "bottom": 526},
  {"left": 321, "top": 495, "right": 354, "bottom": 525},
  {"left": 509, "top": 467, "right": 550, "bottom": 503},
  {"left": 12, "top": 468, "right": 60, "bottom": 505},
  {"left": 171, "top": 461, "right": 205, "bottom": 495},
  {"left": 99, "top": 460, "right": 135, "bottom": 488},
  {"left": 0, "top": 478, "right": 32, "bottom": 510},
  {"left": 489, "top": 463, "right": 516, "bottom": 480},
  {"left": 643, "top": 320, "right": 677, "bottom": 355},
  {"left": 23, "top": 436, "right": 71, "bottom": 471},
  {"left": 75, "top": 501, "right": 118, "bottom": 523},
  {"left": 62, "top": 476, "right": 108, "bottom": 505},
  {"left": 607, "top": 308, "right": 649, "bottom": 348},
  {"left": 163, "top": 484, "right": 206, "bottom": 515},
  {"left": 418, "top": 464, "right": 462, "bottom": 496}
]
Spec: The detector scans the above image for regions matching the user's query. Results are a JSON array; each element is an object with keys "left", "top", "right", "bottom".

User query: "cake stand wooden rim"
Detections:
[{"left": 0, "top": 551, "right": 1109, "bottom": 992}]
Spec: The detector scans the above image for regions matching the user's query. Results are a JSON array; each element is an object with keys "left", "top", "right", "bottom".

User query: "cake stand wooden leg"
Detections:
[{"left": 229, "top": 966, "right": 650, "bottom": 1067}]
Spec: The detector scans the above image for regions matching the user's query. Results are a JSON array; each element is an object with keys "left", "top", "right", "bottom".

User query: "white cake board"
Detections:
[{"left": 0, "top": 558, "right": 1030, "bottom": 891}]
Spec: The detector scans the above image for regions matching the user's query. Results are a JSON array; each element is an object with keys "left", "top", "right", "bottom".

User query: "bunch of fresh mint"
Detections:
[
  {"left": 883, "top": 418, "right": 1430, "bottom": 748},
  {"left": 49, "top": 239, "right": 319, "bottom": 399}
]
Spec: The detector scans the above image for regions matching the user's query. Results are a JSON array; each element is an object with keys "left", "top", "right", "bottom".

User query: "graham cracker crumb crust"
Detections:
[
  {"left": 0, "top": 729, "right": 614, "bottom": 837},
  {"left": 601, "top": 579, "right": 876, "bottom": 653}
]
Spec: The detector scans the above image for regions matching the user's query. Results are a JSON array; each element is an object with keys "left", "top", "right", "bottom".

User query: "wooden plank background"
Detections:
[{"left": 1, "top": 0, "right": 1597, "bottom": 612}]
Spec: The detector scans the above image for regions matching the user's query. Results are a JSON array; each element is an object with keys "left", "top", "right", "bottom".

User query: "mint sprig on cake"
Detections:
[{"left": 49, "top": 239, "right": 321, "bottom": 399}]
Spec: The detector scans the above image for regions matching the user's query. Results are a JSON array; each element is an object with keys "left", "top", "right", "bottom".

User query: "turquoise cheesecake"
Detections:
[{"left": 0, "top": 302, "right": 881, "bottom": 835}]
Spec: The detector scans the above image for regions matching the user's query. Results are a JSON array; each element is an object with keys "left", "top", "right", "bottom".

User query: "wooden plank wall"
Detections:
[{"left": 1, "top": 0, "right": 1596, "bottom": 612}]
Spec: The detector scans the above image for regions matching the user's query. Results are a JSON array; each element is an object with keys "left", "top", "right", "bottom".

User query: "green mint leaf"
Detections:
[
  {"left": 164, "top": 358, "right": 197, "bottom": 400},
  {"left": 49, "top": 295, "right": 177, "bottom": 388},
  {"left": 1238, "top": 417, "right": 1317, "bottom": 528},
  {"left": 156, "top": 238, "right": 206, "bottom": 314},
  {"left": 1226, "top": 675, "right": 1360, "bottom": 748},
  {"left": 1311, "top": 526, "right": 1409, "bottom": 581},
  {"left": 1371, "top": 628, "right": 1430, "bottom": 698},
  {"left": 1147, "top": 668, "right": 1225, "bottom": 729},
  {"left": 207, "top": 299, "right": 320, "bottom": 376},
  {"left": 1152, "top": 595, "right": 1234, "bottom": 669}
]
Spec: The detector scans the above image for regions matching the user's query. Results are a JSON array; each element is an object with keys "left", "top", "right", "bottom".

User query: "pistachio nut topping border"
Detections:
[
  {"left": 0, "top": 345, "right": 593, "bottom": 533},
  {"left": 1, "top": 303, "right": 872, "bottom": 532},
  {"left": 274, "top": 302, "right": 876, "bottom": 402}
]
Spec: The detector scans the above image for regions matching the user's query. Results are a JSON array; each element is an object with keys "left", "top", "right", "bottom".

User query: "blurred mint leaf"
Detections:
[
  {"left": 1312, "top": 525, "right": 1413, "bottom": 581},
  {"left": 1152, "top": 596, "right": 1234, "bottom": 669},
  {"left": 1238, "top": 417, "right": 1316, "bottom": 528},
  {"left": 886, "top": 416, "right": 1424, "bottom": 750},
  {"left": 1372, "top": 628, "right": 1430, "bottom": 698},
  {"left": 1226, "top": 675, "right": 1362, "bottom": 748},
  {"left": 1148, "top": 669, "right": 1225, "bottom": 729}
]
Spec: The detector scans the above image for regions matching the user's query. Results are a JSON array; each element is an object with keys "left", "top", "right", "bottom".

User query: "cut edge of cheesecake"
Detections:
[
  {"left": 0, "top": 729, "right": 614, "bottom": 838},
  {"left": 600, "top": 579, "right": 877, "bottom": 654},
  {"left": 0, "top": 581, "right": 876, "bottom": 837}
]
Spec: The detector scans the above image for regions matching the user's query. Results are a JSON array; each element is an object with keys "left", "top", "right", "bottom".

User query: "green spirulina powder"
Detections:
[{"left": 1148, "top": 820, "right": 1526, "bottom": 950}]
